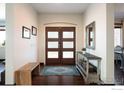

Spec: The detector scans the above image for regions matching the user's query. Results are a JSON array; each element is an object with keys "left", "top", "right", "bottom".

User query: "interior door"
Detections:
[{"left": 46, "top": 27, "right": 75, "bottom": 65}]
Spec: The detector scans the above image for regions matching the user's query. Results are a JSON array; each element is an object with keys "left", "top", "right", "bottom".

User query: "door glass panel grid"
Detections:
[
  {"left": 48, "top": 51, "right": 59, "bottom": 58},
  {"left": 63, "top": 41, "right": 74, "bottom": 48},
  {"left": 63, "top": 32, "right": 74, "bottom": 38},
  {"left": 46, "top": 27, "right": 75, "bottom": 65},
  {"left": 48, "top": 41, "right": 59, "bottom": 48},
  {"left": 48, "top": 32, "right": 59, "bottom": 38},
  {"left": 63, "top": 51, "right": 74, "bottom": 58}
]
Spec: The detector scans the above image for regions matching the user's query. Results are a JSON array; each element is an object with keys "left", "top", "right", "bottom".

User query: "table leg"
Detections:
[{"left": 97, "top": 60, "right": 101, "bottom": 80}]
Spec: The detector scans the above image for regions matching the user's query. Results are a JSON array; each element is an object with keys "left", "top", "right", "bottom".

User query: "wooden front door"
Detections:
[{"left": 46, "top": 27, "right": 75, "bottom": 65}]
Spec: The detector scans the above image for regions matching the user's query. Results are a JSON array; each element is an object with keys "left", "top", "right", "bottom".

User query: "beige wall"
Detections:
[
  {"left": 83, "top": 3, "right": 114, "bottom": 84},
  {"left": 6, "top": 4, "right": 38, "bottom": 84},
  {"left": 38, "top": 14, "right": 84, "bottom": 63}
]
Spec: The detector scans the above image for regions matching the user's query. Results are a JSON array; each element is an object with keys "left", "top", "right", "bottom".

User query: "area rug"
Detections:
[{"left": 40, "top": 66, "right": 80, "bottom": 76}]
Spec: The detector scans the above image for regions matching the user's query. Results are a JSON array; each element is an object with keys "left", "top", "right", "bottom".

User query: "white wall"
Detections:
[
  {"left": 38, "top": 14, "right": 84, "bottom": 63},
  {"left": 83, "top": 4, "right": 114, "bottom": 84},
  {"left": 106, "top": 4, "right": 114, "bottom": 84},
  {"left": 6, "top": 4, "right": 15, "bottom": 84},
  {"left": 6, "top": 4, "right": 38, "bottom": 84}
]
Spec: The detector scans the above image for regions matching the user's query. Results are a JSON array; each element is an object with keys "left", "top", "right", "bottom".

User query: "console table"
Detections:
[
  {"left": 76, "top": 51, "right": 102, "bottom": 84},
  {"left": 15, "top": 62, "right": 40, "bottom": 85}
]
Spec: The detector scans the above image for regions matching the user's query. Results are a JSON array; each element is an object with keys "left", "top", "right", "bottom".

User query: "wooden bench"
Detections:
[{"left": 15, "top": 62, "right": 40, "bottom": 85}]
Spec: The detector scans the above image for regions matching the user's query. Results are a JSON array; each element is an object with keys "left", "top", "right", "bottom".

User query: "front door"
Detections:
[{"left": 46, "top": 27, "right": 75, "bottom": 65}]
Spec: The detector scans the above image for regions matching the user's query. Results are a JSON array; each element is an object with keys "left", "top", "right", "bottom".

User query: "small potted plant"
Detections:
[{"left": 82, "top": 48, "right": 86, "bottom": 54}]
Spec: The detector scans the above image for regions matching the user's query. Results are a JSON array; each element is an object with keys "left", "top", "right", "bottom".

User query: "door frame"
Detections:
[{"left": 45, "top": 27, "right": 76, "bottom": 65}]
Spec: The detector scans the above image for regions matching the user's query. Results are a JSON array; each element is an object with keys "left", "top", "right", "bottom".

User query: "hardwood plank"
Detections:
[
  {"left": 32, "top": 75, "right": 85, "bottom": 85},
  {"left": 114, "top": 61, "right": 124, "bottom": 85}
]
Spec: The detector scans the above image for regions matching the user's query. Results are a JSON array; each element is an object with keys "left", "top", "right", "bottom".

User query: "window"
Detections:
[
  {"left": 114, "top": 28, "right": 122, "bottom": 47},
  {"left": 0, "top": 26, "right": 5, "bottom": 47}
]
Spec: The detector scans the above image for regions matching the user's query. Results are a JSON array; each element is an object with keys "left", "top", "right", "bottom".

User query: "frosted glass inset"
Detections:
[
  {"left": 63, "top": 32, "right": 73, "bottom": 38},
  {"left": 63, "top": 42, "right": 73, "bottom": 48},
  {"left": 48, "top": 42, "right": 58, "bottom": 48},
  {"left": 48, "top": 51, "right": 58, "bottom": 58},
  {"left": 48, "top": 32, "right": 58, "bottom": 38},
  {"left": 63, "top": 51, "right": 73, "bottom": 58}
]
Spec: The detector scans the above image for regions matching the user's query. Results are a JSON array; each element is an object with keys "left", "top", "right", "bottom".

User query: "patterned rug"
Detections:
[{"left": 40, "top": 66, "right": 80, "bottom": 76}]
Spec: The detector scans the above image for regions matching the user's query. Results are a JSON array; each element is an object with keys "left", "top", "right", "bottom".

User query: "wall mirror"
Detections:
[{"left": 86, "top": 21, "right": 95, "bottom": 50}]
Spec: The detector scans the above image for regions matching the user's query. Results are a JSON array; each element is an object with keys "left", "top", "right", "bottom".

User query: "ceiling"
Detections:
[
  {"left": 31, "top": 3, "right": 90, "bottom": 14},
  {"left": 1, "top": 3, "right": 123, "bottom": 22},
  {"left": 115, "top": 3, "right": 124, "bottom": 19},
  {"left": 31, "top": 3, "right": 124, "bottom": 19}
]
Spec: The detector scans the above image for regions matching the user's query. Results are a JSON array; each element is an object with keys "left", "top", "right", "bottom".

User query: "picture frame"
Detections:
[
  {"left": 22, "top": 26, "right": 31, "bottom": 39},
  {"left": 32, "top": 26, "right": 37, "bottom": 36}
]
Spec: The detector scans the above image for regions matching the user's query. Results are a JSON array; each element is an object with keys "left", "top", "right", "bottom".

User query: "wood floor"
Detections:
[
  {"left": 32, "top": 65, "right": 85, "bottom": 85},
  {"left": 32, "top": 62, "right": 124, "bottom": 85},
  {"left": 32, "top": 75, "right": 85, "bottom": 85},
  {"left": 114, "top": 61, "right": 124, "bottom": 85},
  {"left": 1, "top": 62, "right": 124, "bottom": 85}
]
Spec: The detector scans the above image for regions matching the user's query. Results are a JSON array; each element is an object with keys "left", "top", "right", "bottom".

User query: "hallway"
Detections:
[{"left": 5, "top": 3, "right": 115, "bottom": 85}]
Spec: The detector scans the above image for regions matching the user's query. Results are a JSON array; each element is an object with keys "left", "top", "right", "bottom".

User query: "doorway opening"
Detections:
[
  {"left": 114, "top": 22, "right": 124, "bottom": 85},
  {"left": 0, "top": 25, "right": 5, "bottom": 85}
]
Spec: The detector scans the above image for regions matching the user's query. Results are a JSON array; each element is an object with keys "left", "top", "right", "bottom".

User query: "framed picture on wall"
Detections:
[
  {"left": 32, "top": 26, "right": 37, "bottom": 36},
  {"left": 22, "top": 26, "right": 31, "bottom": 39}
]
